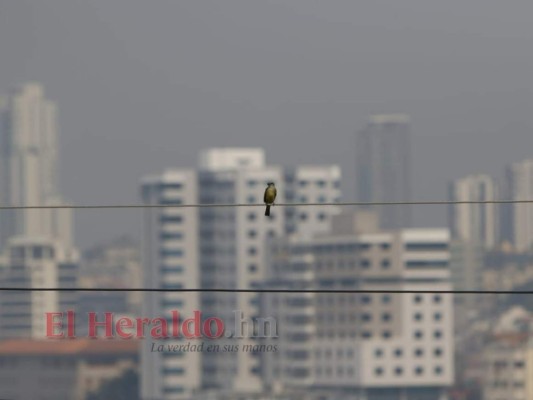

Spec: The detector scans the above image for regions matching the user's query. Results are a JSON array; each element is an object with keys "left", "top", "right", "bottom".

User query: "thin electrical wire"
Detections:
[
  {"left": 0, "top": 288, "right": 528, "bottom": 294},
  {"left": 0, "top": 199, "right": 531, "bottom": 210}
]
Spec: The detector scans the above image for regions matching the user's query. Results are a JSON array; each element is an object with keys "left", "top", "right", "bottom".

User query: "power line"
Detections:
[
  {"left": 0, "top": 199, "right": 531, "bottom": 210},
  {"left": 0, "top": 287, "right": 529, "bottom": 294}
]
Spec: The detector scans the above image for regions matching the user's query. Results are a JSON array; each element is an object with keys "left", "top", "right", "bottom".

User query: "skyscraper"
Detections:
[
  {"left": 448, "top": 174, "right": 498, "bottom": 248},
  {"left": 0, "top": 83, "right": 72, "bottom": 249},
  {"left": 504, "top": 159, "right": 533, "bottom": 251},
  {"left": 355, "top": 114, "right": 412, "bottom": 229},
  {"left": 0, "top": 83, "right": 77, "bottom": 339},
  {"left": 140, "top": 169, "right": 201, "bottom": 400}
]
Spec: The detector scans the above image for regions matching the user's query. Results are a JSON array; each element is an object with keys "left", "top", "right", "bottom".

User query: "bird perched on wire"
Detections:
[{"left": 264, "top": 182, "right": 277, "bottom": 216}]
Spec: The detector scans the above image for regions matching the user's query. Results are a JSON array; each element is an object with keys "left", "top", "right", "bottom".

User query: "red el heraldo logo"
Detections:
[{"left": 46, "top": 310, "right": 224, "bottom": 339}]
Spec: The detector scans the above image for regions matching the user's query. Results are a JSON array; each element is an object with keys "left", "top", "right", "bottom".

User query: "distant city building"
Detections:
[
  {"left": 0, "top": 236, "right": 79, "bottom": 339},
  {"left": 262, "top": 211, "right": 454, "bottom": 400},
  {"left": 139, "top": 148, "right": 342, "bottom": 399},
  {"left": 0, "top": 339, "right": 139, "bottom": 400},
  {"left": 80, "top": 235, "right": 142, "bottom": 314},
  {"left": 503, "top": 159, "right": 533, "bottom": 251},
  {"left": 482, "top": 248, "right": 533, "bottom": 293},
  {"left": 285, "top": 165, "right": 341, "bottom": 237},
  {"left": 448, "top": 174, "right": 498, "bottom": 249},
  {"left": 0, "top": 83, "right": 73, "bottom": 249},
  {"left": 449, "top": 240, "right": 485, "bottom": 334},
  {"left": 140, "top": 168, "right": 201, "bottom": 400},
  {"left": 355, "top": 114, "right": 412, "bottom": 229},
  {"left": 482, "top": 307, "right": 533, "bottom": 400}
]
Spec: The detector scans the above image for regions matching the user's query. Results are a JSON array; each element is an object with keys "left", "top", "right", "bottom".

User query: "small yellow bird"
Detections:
[{"left": 263, "top": 182, "right": 277, "bottom": 216}]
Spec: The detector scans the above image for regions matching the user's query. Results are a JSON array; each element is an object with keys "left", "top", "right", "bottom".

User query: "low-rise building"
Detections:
[{"left": 0, "top": 339, "right": 139, "bottom": 400}]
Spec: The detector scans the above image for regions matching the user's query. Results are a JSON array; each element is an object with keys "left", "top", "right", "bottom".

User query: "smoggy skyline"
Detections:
[{"left": 1, "top": 0, "right": 532, "bottom": 248}]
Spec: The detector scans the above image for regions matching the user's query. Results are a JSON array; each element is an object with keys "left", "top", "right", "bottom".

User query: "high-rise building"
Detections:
[
  {"left": 262, "top": 212, "right": 454, "bottom": 400},
  {"left": 355, "top": 114, "right": 412, "bottom": 229},
  {"left": 448, "top": 174, "right": 498, "bottom": 248},
  {"left": 504, "top": 159, "right": 533, "bottom": 251},
  {"left": 140, "top": 169, "right": 201, "bottom": 400},
  {"left": 0, "top": 236, "right": 79, "bottom": 339},
  {"left": 139, "top": 148, "right": 342, "bottom": 399},
  {"left": 0, "top": 83, "right": 73, "bottom": 249}
]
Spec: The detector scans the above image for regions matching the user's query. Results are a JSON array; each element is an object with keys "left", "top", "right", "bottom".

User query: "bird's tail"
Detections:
[{"left": 265, "top": 205, "right": 271, "bottom": 216}]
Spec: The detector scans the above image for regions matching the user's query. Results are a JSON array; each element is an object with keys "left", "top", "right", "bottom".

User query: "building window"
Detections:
[
  {"left": 32, "top": 246, "right": 44, "bottom": 259},
  {"left": 415, "top": 367, "right": 424, "bottom": 376},
  {"left": 394, "top": 367, "right": 403, "bottom": 376},
  {"left": 434, "top": 348, "right": 443, "bottom": 357},
  {"left": 160, "top": 215, "right": 183, "bottom": 223},
  {"left": 375, "top": 349, "right": 383, "bottom": 357},
  {"left": 414, "top": 330, "right": 423, "bottom": 340},
  {"left": 433, "top": 295, "right": 442, "bottom": 303},
  {"left": 413, "top": 295, "right": 423, "bottom": 304},
  {"left": 434, "top": 330, "right": 442, "bottom": 339},
  {"left": 382, "top": 295, "right": 391, "bottom": 303},
  {"left": 248, "top": 230, "right": 257, "bottom": 238},
  {"left": 382, "top": 331, "right": 391, "bottom": 339},
  {"left": 247, "top": 212, "right": 257, "bottom": 221},
  {"left": 394, "top": 349, "right": 403, "bottom": 357},
  {"left": 405, "top": 243, "right": 448, "bottom": 251},
  {"left": 361, "top": 313, "right": 372, "bottom": 322},
  {"left": 374, "top": 367, "right": 384, "bottom": 376},
  {"left": 414, "top": 313, "right": 423, "bottom": 321},
  {"left": 406, "top": 260, "right": 448, "bottom": 269},
  {"left": 382, "top": 313, "right": 392, "bottom": 322},
  {"left": 434, "top": 312, "right": 442, "bottom": 321},
  {"left": 434, "top": 366, "right": 443, "bottom": 375},
  {"left": 248, "top": 247, "right": 257, "bottom": 256},
  {"left": 381, "top": 259, "right": 390, "bottom": 269},
  {"left": 360, "top": 259, "right": 371, "bottom": 269},
  {"left": 249, "top": 264, "right": 258, "bottom": 273},
  {"left": 414, "top": 348, "right": 424, "bottom": 357}
]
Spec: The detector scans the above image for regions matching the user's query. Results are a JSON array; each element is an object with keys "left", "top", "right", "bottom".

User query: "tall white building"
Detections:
[
  {"left": 505, "top": 159, "right": 533, "bottom": 251},
  {"left": 262, "top": 212, "right": 454, "bottom": 400},
  {"left": 0, "top": 83, "right": 73, "bottom": 249},
  {"left": 355, "top": 114, "right": 412, "bottom": 230},
  {"left": 0, "top": 236, "right": 79, "bottom": 339},
  {"left": 140, "top": 169, "right": 201, "bottom": 400},
  {"left": 139, "top": 148, "right": 342, "bottom": 399},
  {"left": 448, "top": 174, "right": 498, "bottom": 248}
]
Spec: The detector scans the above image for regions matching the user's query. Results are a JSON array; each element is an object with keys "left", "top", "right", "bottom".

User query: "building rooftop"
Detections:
[{"left": 369, "top": 114, "right": 410, "bottom": 125}]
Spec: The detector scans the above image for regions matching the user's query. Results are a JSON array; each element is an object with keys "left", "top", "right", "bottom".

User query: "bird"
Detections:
[{"left": 263, "top": 182, "right": 277, "bottom": 216}]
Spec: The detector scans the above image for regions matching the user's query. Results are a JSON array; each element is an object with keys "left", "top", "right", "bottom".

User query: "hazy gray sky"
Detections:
[{"left": 1, "top": 0, "right": 532, "bottom": 248}]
